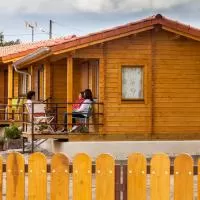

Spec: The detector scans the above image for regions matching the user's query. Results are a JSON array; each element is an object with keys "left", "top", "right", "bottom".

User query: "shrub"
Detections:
[
  {"left": 5, "top": 125, "right": 22, "bottom": 139},
  {"left": 0, "top": 136, "right": 5, "bottom": 145}
]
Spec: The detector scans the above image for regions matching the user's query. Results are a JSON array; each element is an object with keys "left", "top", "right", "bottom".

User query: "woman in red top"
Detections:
[{"left": 72, "top": 91, "right": 85, "bottom": 110}]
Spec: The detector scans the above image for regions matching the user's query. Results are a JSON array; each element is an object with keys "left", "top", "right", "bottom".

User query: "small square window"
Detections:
[{"left": 122, "top": 66, "right": 144, "bottom": 100}]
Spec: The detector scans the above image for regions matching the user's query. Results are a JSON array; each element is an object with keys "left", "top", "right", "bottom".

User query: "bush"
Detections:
[
  {"left": 0, "top": 136, "right": 5, "bottom": 145},
  {"left": 5, "top": 125, "right": 22, "bottom": 139}
]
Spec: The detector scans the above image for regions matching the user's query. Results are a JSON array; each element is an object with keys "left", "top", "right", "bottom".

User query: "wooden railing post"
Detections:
[
  {"left": 67, "top": 55, "right": 73, "bottom": 130},
  {"left": 44, "top": 60, "right": 51, "bottom": 101},
  {"left": 8, "top": 64, "right": 13, "bottom": 119}
]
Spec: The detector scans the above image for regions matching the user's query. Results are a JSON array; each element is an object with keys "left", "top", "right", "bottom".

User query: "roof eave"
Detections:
[{"left": 52, "top": 25, "right": 155, "bottom": 55}]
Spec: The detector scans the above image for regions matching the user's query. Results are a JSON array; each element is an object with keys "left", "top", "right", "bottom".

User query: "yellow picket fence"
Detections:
[{"left": 0, "top": 152, "right": 199, "bottom": 199}]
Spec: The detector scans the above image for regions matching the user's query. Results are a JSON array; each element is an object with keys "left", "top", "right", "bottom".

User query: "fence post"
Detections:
[
  {"left": 73, "top": 153, "right": 92, "bottom": 200},
  {"left": 28, "top": 152, "right": 47, "bottom": 200},
  {"left": 6, "top": 152, "right": 25, "bottom": 200},
  {"left": 96, "top": 154, "right": 115, "bottom": 200},
  {"left": 174, "top": 154, "right": 193, "bottom": 200},
  {"left": 150, "top": 153, "right": 170, "bottom": 200},
  {"left": 51, "top": 153, "right": 69, "bottom": 200}
]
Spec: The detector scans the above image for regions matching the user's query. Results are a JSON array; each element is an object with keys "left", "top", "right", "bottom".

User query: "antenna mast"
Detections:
[{"left": 25, "top": 21, "right": 37, "bottom": 42}]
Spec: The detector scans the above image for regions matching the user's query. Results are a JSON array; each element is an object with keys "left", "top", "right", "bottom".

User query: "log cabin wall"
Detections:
[
  {"left": 153, "top": 30, "right": 200, "bottom": 138},
  {"left": 73, "top": 29, "right": 200, "bottom": 138},
  {"left": 103, "top": 31, "right": 152, "bottom": 136},
  {"left": 73, "top": 33, "right": 152, "bottom": 136}
]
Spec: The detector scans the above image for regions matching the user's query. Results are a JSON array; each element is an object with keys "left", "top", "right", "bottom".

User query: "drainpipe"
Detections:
[{"left": 13, "top": 47, "right": 51, "bottom": 77}]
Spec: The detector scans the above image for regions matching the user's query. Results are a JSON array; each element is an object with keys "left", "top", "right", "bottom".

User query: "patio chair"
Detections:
[
  {"left": 25, "top": 103, "right": 55, "bottom": 133},
  {"left": 11, "top": 98, "right": 26, "bottom": 120},
  {"left": 72, "top": 104, "right": 93, "bottom": 133}
]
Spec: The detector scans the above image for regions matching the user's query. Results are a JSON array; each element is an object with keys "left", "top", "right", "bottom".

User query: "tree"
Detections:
[{"left": 0, "top": 32, "right": 21, "bottom": 46}]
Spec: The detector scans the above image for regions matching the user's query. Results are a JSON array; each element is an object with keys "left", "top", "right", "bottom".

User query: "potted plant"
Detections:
[
  {"left": 38, "top": 124, "right": 48, "bottom": 133},
  {"left": 4, "top": 125, "right": 22, "bottom": 149}
]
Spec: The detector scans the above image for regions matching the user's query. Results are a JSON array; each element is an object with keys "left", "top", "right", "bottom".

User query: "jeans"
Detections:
[{"left": 63, "top": 112, "right": 85, "bottom": 129}]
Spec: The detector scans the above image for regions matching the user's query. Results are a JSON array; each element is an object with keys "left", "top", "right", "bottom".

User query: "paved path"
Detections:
[{"left": 40, "top": 140, "right": 200, "bottom": 160}]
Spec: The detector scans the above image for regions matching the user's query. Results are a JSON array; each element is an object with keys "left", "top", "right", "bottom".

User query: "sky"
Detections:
[{"left": 0, "top": 0, "right": 200, "bottom": 43}]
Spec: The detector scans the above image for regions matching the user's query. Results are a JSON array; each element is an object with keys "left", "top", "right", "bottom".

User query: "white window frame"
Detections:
[
  {"left": 121, "top": 65, "right": 144, "bottom": 100},
  {"left": 19, "top": 73, "right": 28, "bottom": 96}
]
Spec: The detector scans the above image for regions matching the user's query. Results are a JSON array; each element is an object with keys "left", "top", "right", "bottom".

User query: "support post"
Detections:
[
  {"left": 8, "top": 64, "right": 13, "bottom": 119},
  {"left": 99, "top": 44, "right": 106, "bottom": 133},
  {"left": 67, "top": 55, "right": 73, "bottom": 130},
  {"left": 44, "top": 61, "right": 51, "bottom": 100}
]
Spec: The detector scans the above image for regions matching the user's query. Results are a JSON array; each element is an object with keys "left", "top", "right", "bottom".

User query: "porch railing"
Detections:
[{"left": 22, "top": 101, "right": 104, "bottom": 133}]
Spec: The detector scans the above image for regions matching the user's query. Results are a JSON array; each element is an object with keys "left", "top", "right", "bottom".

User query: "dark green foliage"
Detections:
[
  {"left": 5, "top": 125, "right": 22, "bottom": 139},
  {"left": 0, "top": 136, "right": 5, "bottom": 145}
]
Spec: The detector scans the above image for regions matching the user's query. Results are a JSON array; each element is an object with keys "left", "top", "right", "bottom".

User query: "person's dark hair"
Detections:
[
  {"left": 84, "top": 89, "right": 93, "bottom": 101},
  {"left": 27, "top": 91, "right": 35, "bottom": 100},
  {"left": 80, "top": 91, "right": 84, "bottom": 99}
]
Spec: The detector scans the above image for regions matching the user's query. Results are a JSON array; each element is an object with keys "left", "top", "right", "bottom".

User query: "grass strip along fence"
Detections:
[{"left": 0, "top": 152, "right": 198, "bottom": 199}]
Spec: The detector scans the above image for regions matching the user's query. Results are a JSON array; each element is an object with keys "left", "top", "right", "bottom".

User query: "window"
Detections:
[
  {"left": 19, "top": 72, "right": 28, "bottom": 96},
  {"left": 121, "top": 66, "right": 144, "bottom": 100}
]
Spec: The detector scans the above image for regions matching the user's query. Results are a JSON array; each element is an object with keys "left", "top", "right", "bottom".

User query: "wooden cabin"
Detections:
[{"left": 0, "top": 14, "right": 200, "bottom": 140}]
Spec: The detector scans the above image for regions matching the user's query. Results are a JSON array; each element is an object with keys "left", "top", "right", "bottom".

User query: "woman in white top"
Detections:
[
  {"left": 26, "top": 91, "right": 36, "bottom": 114},
  {"left": 62, "top": 89, "right": 93, "bottom": 132}
]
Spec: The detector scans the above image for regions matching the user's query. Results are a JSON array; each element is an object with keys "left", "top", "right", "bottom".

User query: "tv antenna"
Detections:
[{"left": 25, "top": 21, "right": 37, "bottom": 42}]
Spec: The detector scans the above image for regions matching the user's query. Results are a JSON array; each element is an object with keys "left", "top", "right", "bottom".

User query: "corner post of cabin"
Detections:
[
  {"left": 8, "top": 63, "right": 13, "bottom": 119},
  {"left": 28, "top": 65, "right": 33, "bottom": 91},
  {"left": 67, "top": 55, "right": 73, "bottom": 129},
  {"left": 99, "top": 43, "right": 106, "bottom": 134},
  {"left": 44, "top": 60, "right": 51, "bottom": 101}
]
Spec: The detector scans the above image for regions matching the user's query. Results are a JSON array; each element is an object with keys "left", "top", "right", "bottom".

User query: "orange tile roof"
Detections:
[
  {"left": 0, "top": 35, "right": 76, "bottom": 60},
  {"left": 1, "top": 14, "right": 200, "bottom": 62},
  {"left": 51, "top": 14, "right": 200, "bottom": 53}
]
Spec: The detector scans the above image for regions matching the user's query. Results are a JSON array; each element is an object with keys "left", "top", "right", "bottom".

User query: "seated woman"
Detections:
[
  {"left": 26, "top": 91, "right": 36, "bottom": 114},
  {"left": 62, "top": 89, "right": 93, "bottom": 132},
  {"left": 26, "top": 91, "right": 45, "bottom": 115}
]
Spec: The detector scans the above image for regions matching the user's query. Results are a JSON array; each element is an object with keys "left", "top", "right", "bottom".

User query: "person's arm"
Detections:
[{"left": 74, "top": 102, "right": 87, "bottom": 112}]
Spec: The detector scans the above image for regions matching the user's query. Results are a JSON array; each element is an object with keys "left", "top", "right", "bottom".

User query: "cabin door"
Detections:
[
  {"left": 35, "top": 65, "right": 44, "bottom": 101},
  {"left": 80, "top": 60, "right": 99, "bottom": 100}
]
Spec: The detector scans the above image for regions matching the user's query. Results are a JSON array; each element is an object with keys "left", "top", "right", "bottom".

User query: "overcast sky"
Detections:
[{"left": 0, "top": 0, "right": 200, "bottom": 42}]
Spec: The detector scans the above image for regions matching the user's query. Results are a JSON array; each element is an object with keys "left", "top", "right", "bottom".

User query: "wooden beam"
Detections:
[
  {"left": 52, "top": 26, "right": 154, "bottom": 55},
  {"left": 162, "top": 26, "right": 200, "bottom": 42},
  {"left": 98, "top": 44, "right": 106, "bottom": 134},
  {"left": 44, "top": 61, "right": 51, "bottom": 100},
  {"left": 8, "top": 64, "right": 13, "bottom": 119},
  {"left": 169, "top": 34, "right": 181, "bottom": 40},
  {"left": 28, "top": 65, "right": 33, "bottom": 91},
  {"left": 67, "top": 55, "right": 73, "bottom": 129}
]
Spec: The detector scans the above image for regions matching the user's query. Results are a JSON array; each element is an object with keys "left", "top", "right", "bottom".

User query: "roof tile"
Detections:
[{"left": 0, "top": 35, "right": 76, "bottom": 57}]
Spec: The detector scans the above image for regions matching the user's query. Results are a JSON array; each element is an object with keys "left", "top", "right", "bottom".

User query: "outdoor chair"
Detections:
[
  {"left": 72, "top": 104, "right": 93, "bottom": 133},
  {"left": 11, "top": 98, "right": 26, "bottom": 120},
  {"left": 25, "top": 103, "right": 55, "bottom": 133}
]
